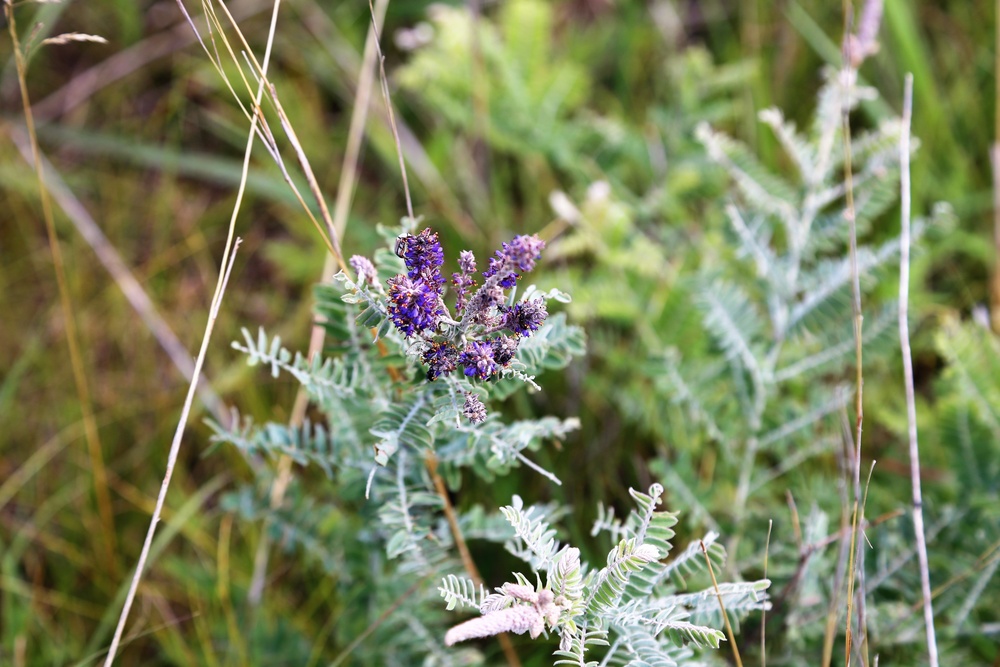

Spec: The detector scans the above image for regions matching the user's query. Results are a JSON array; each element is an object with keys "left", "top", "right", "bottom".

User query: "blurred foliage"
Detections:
[{"left": 2, "top": 0, "right": 999, "bottom": 665}]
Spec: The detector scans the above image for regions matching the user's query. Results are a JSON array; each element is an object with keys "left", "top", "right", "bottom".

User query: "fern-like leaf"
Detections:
[
  {"left": 439, "top": 575, "right": 488, "bottom": 612},
  {"left": 500, "top": 495, "right": 562, "bottom": 570}
]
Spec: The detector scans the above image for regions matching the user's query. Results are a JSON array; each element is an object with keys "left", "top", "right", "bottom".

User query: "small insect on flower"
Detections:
[{"left": 394, "top": 234, "right": 411, "bottom": 258}]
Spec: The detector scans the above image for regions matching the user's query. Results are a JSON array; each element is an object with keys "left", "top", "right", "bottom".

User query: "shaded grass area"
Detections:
[{"left": 1, "top": 0, "right": 997, "bottom": 664}]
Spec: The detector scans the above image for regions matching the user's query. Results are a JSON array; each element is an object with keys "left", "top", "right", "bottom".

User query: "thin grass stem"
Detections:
[
  {"left": 761, "top": 520, "right": 772, "bottom": 667},
  {"left": 368, "top": 0, "right": 414, "bottom": 221},
  {"left": 839, "top": 3, "right": 868, "bottom": 657},
  {"left": 702, "top": 540, "right": 743, "bottom": 667},
  {"left": 899, "top": 72, "right": 939, "bottom": 667}
]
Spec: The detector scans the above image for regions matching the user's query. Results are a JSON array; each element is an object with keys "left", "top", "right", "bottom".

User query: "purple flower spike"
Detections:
[
  {"left": 459, "top": 341, "right": 497, "bottom": 380},
  {"left": 504, "top": 235, "right": 546, "bottom": 272},
  {"left": 482, "top": 234, "right": 546, "bottom": 287},
  {"left": 350, "top": 255, "right": 377, "bottom": 286},
  {"left": 400, "top": 228, "right": 445, "bottom": 289},
  {"left": 507, "top": 299, "right": 547, "bottom": 337},
  {"left": 458, "top": 250, "right": 477, "bottom": 274},
  {"left": 452, "top": 250, "right": 478, "bottom": 315},
  {"left": 387, "top": 275, "right": 443, "bottom": 337},
  {"left": 466, "top": 284, "right": 505, "bottom": 326},
  {"left": 491, "top": 335, "right": 519, "bottom": 366},
  {"left": 463, "top": 392, "right": 487, "bottom": 424},
  {"left": 422, "top": 341, "right": 458, "bottom": 381}
]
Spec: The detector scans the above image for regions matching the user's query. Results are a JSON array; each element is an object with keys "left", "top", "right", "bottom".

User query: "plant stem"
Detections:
[
  {"left": 840, "top": 5, "right": 868, "bottom": 658},
  {"left": 899, "top": 73, "right": 940, "bottom": 667},
  {"left": 427, "top": 453, "right": 522, "bottom": 667},
  {"left": 702, "top": 540, "right": 743, "bottom": 667},
  {"left": 992, "top": 0, "right": 1000, "bottom": 334}
]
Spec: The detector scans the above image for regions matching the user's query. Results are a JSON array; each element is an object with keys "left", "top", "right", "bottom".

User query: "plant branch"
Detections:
[{"left": 427, "top": 452, "right": 521, "bottom": 667}]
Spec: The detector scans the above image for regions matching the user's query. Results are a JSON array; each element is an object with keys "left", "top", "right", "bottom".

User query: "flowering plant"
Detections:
[
  {"left": 340, "top": 222, "right": 569, "bottom": 425},
  {"left": 213, "top": 220, "right": 764, "bottom": 664}
]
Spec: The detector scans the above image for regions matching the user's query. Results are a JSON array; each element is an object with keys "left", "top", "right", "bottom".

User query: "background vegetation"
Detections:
[{"left": 1, "top": 0, "right": 998, "bottom": 664}]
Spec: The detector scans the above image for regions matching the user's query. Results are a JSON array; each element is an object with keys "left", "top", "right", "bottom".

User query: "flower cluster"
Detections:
[
  {"left": 451, "top": 250, "right": 477, "bottom": 315},
  {"left": 483, "top": 235, "right": 546, "bottom": 289},
  {"left": 387, "top": 274, "right": 443, "bottom": 337},
  {"left": 398, "top": 227, "right": 445, "bottom": 289},
  {"left": 350, "top": 255, "right": 377, "bottom": 286},
  {"left": 444, "top": 583, "right": 562, "bottom": 646},
  {"left": 379, "top": 228, "right": 551, "bottom": 419},
  {"left": 462, "top": 392, "right": 487, "bottom": 425}
]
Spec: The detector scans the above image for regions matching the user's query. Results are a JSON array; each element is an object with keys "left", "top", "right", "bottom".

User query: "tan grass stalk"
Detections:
[
  {"left": 367, "top": 0, "right": 413, "bottom": 220},
  {"left": 100, "top": 0, "right": 281, "bottom": 660},
  {"left": 4, "top": 0, "right": 117, "bottom": 577},
  {"left": 701, "top": 539, "right": 743, "bottom": 667},
  {"left": 761, "top": 519, "right": 772, "bottom": 666},
  {"left": 33, "top": 0, "right": 271, "bottom": 120},
  {"left": 217, "top": 514, "right": 249, "bottom": 664},
  {"left": 202, "top": 0, "right": 346, "bottom": 266},
  {"left": 898, "top": 73, "right": 940, "bottom": 667},
  {"left": 823, "top": 407, "right": 855, "bottom": 667},
  {"left": 103, "top": 234, "right": 243, "bottom": 664},
  {"left": 840, "top": 2, "right": 869, "bottom": 661},
  {"left": 176, "top": 0, "right": 340, "bottom": 261}
]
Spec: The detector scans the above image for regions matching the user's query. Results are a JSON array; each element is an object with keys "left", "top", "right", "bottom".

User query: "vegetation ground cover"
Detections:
[{"left": 1, "top": 1, "right": 998, "bottom": 665}]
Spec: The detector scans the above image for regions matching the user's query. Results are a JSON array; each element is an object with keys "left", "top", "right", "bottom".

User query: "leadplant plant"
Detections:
[
  {"left": 209, "top": 220, "right": 765, "bottom": 663},
  {"left": 441, "top": 484, "right": 770, "bottom": 665}
]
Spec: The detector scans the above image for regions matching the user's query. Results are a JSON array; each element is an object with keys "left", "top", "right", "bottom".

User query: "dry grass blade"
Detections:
[
  {"left": 203, "top": 0, "right": 346, "bottom": 267},
  {"left": 702, "top": 539, "right": 743, "bottom": 667},
  {"left": 367, "top": 0, "right": 413, "bottom": 221},
  {"left": 102, "top": 236, "right": 244, "bottom": 666},
  {"left": 173, "top": 0, "right": 340, "bottom": 260},
  {"left": 899, "top": 72, "right": 939, "bottom": 667},
  {"left": 40, "top": 31, "right": 107, "bottom": 45},
  {"left": 33, "top": 0, "right": 271, "bottom": 120}
]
